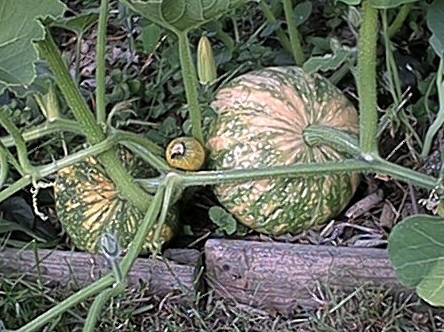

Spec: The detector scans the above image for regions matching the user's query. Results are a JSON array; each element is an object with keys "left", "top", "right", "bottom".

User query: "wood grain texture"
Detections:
[
  {"left": 0, "top": 247, "right": 203, "bottom": 304},
  {"left": 205, "top": 239, "right": 406, "bottom": 314}
]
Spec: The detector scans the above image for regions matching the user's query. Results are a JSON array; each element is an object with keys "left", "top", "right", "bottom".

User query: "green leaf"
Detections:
[
  {"left": 303, "top": 39, "right": 356, "bottom": 74},
  {"left": 0, "top": 218, "right": 48, "bottom": 243},
  {"left": 50, "top": 9, "right": 99, "bottom": 35},
  {"left": 416, "top": 260, "right": 444, "bottom": 306},
  {"left": 119, "top": 0, "right": 257, "bottom": 33},
  {"left": 182, "top": 225, "right": 194, "bottom": 235},
  {"left": 427, "top": 0, "right": 444, "bottom": 57},
  {"left": 388, "top": 214, "right": 444, "bottom": 306},
  {"left": 4, "top": 61, "right": 54, "bottom": 98},
  {"left": 347, "top": 5, "right": 362, "bottom": 28},
  {"left": 0, "top": 0, "right": 66, "bottom": 95},
  {"left": 140, "top": 23, "right": 164, "bottom": 53},
  {"left": 303, "top": 53, "right": 348, "bottom": 73},
  {"left": 294, "top": 1, "right": 312, "bottom": 26},
  {"left": 370, "top": 0, "right": 419, "bottom": 9},
  {"left": 209, "top": 206, "right": 238, "bottom": 235},
  {"left": 0, "top": 196, "right": 34, "bottom": 229},
  {"left": 430, "top": 34, "right": 444, "bottom": 57},
  {"left": 337, "top": 0, "right": 361, "bottom": 5},
  {"left": 260, "top": 21, "right": 282, "bottom": 38}
]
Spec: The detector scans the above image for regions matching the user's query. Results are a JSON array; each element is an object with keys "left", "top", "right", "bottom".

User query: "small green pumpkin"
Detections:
[
  {"left": 54, "top": 149, "right": 178, "bottom": 253},
  {"left": 206, "top": 66, "right": 360, "bottom": 235},
  {"left": 166, "top": 137, "right": 206, "bottom": 171}
]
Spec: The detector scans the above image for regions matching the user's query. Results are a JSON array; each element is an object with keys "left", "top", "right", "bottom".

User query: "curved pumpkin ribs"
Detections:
[
  {"left": 206, "top": 66, "right": 360, "bottom": 235},
  {"left": 54, "top": 150, "right": 178, "bottom": 254}
]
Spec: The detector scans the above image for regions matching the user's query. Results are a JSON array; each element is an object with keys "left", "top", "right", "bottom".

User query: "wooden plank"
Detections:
[
  {"left": 0, "top": 247, "right": 203, "bottom": 304},
  {"left": 205, "top": 239, "right": 407, "bottom": 314}
]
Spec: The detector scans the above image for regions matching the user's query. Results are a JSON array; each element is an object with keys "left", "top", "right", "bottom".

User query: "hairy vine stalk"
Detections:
[
  {"left": 0, "top": 137, "right": 118, "bottom": 202},
  {"left": 178, "top": 32, "right": 205, "bottom": 144},
  {"left": 259, "top": 1, "right": 292, "bottom": 54},
  {"left": 357, "top": 0, "right": 379, "bottom": 156},
  {"left": 0, "top": 110, "right": 37, "bottom": 176},
  {"left": 36, "top": 28, "right": 152, "bottom": 212},
  {"left": 95, "top": 0, "right": 110, "bottom": 126},
  {"left": 282, "top": 0, "right": 305, "bottom": 65},
  {"left": 0, "top": 119, "right": 82, "bottom": 147}
]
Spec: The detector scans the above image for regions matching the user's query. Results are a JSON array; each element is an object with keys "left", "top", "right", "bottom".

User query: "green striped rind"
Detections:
[
  {"left": 206, "top": 66, "right": 360, "bottom": 235},
  {"left": 54, "top": 149, "right": 178, "bottom": 253}
]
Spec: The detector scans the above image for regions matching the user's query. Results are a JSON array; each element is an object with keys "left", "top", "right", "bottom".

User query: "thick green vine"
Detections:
[
  {"left": 178, "top": 32, "right": 205, "bottom": 144},
  {"left": 357, "top": 0, "right": 379, "bottom": 156},
  {"left": 36, "top": 30, "right": 152, "bottom": 212}
]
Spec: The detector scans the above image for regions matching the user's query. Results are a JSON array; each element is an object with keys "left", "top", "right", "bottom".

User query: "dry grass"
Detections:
[{"left": 1, "top": 274, "right": 443, "bottom": 332}]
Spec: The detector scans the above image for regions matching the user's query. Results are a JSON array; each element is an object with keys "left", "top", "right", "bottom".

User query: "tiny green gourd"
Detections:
[
  {"left": 206, "top": 66, "right": 360, "bottom": 236},
  {"left": 166, "top": 137, "right": 206, "bottom": 171}
]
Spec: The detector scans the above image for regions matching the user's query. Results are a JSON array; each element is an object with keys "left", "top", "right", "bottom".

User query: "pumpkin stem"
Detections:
[{"left": 303, "top": 125, "right": 361, "bottom": 158}]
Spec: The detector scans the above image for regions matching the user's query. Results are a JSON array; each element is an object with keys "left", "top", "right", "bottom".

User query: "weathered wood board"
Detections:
[
  {"left": 0, "top": 247, "right": 203, "bottom": 304},
  {"left": 1, "top": 239, "right": 410, "bottom": 312},
  {"left": 205, "top": 239, "right": 407, "bottom": 314}
]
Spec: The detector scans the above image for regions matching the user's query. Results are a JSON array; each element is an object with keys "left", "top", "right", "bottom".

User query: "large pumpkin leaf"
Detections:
[
  {"left": 0, "top": 218, "right": 49, "bottom": 243},
  {"left": 388, "top": 214, "right": 444, "bottom": 306},
  {"left": 0, "top": 196, "right": 34, "bottom": 230},
  {"left": 427, "top": 0, "right": 444, "bottom": 57},
  {"left": 0, "top": 0, "right": 66, "bottom": 95},
  {"left": 0, "top": 196, "right": 59, "bottom": 243},
  {"left": 370, "top": 0, "right": 419, "bottom": 8},
  {"left": 339, "top": 0, "right": 420, "bottom": 7},
  {"left": 50, "top": 9, "right": 99, "bottom": 35},
  {"left": 119, "top": 0, "right": 257, "bottom": 33},
  {"left": 430, "top": 34, "right": 444, "bottom": 57}
]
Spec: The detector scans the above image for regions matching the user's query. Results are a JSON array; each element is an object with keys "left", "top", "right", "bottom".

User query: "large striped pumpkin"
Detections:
[
  {"left": 54, "top": 149, "right": 177, "bottom": 253},
  {"left": 206, "top": 66, "right": 360, "bottom": 235}
]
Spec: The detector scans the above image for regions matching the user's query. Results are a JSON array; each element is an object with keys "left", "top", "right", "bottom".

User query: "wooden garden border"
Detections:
[
  {"left": 0, "top": 247, "right": 203, "bottom": 305},
  {"left": 0, "top": 239, "right": 409, "bottom": 313}
]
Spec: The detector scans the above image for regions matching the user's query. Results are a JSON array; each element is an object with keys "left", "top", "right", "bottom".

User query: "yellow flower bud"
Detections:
[{"left": 197, "top": 36, "right": 217, "bottom": 85}]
